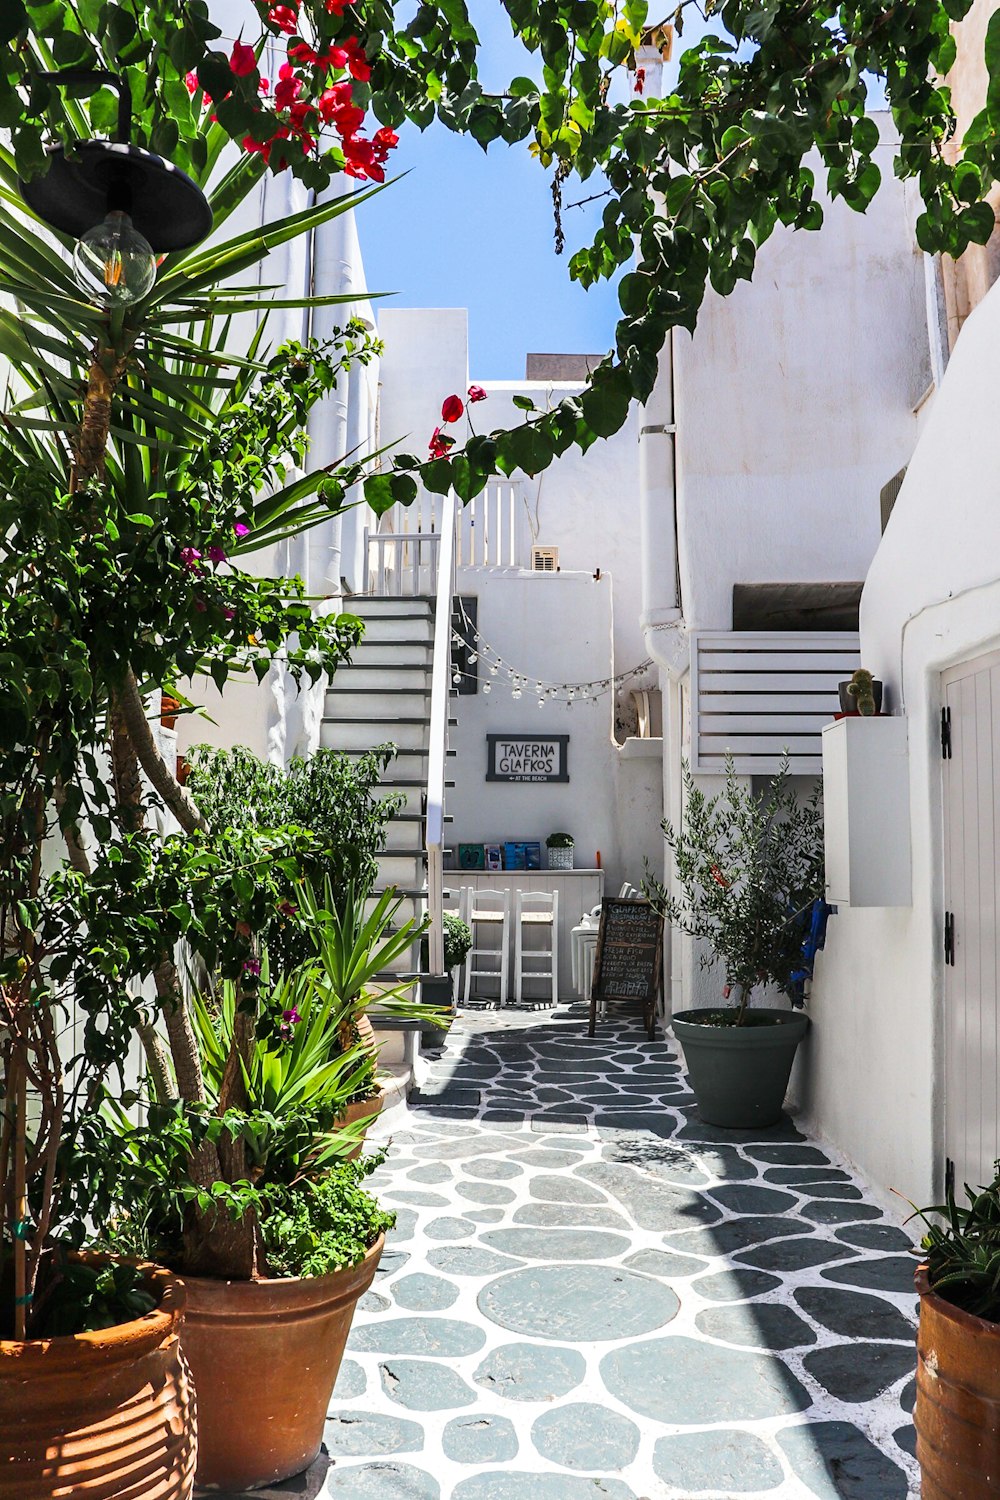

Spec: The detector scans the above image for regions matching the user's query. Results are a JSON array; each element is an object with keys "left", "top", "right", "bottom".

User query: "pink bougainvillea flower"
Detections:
[
  {"left": 184, "top": 70, "right": 199, "bottom": 96},
  {"left": 468, "top": 384, "right": 487, "bottom": 403},
  {"left": 274, "top": 62, "right": 302, "bottom": 110},
  {"left": 428, "top": 427, "right": 455, "bottom": 459},
  {"left": 267, "top": 4, "right": 299, "bottom": 33},
  {"left": 633, "top": 66, "right": 645, "bottom": 94},
  {"left": 230, "top": 40, "right": 257, "bottom": 77},
  {"left": 180, "top": 546, "right": 202, "bottom": 570},
  {"left": 243, "top": 957, "right": 262, "bottom": 978},
  {"left": 281, "top": 1007, "right": 301, "bottom": 1025},
  {"left": 259, "top": 76, "right": 270, "bottom": 95},
  {"left": 441, "top": 394, "right": 465, "bottom": 423},
  {"left": 234, "top": 522, "right": 250, "bottom": 537},
  {"left": 222, "top": 606, "right": 235, "bottom": 621},
  {"left": 278, "top": 900, "right": 298, "bottom": 918},
  {"left": 207, "top": 544, "right": 228, "bottom": 564}
]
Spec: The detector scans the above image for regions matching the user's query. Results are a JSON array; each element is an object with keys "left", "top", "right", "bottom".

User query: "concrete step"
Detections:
[
  {"left": 322, "top": 719, "right": 429, "bottom": 752},
  {"left": 326, "top": 688, "right": 431, "bottom": 718},
  {"left": 348, "top": 639, "right": 434, "bottom": 665},
  {"left": 352, "top": 595, "right": 434, "bottom": 617},
  {"left": 378, "top": 852, "right": 427, "bottom": 886},
  {"left": 342, "top": 665, "right": 433, "bottom": 692},
  {"left": 359, "top": 616, "right": 435, "bottom": 644}
]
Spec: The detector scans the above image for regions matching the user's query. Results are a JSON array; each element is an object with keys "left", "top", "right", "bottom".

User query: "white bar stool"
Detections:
[
  {"left": 463, "top": 888, "right": 511, "bottom": 1005},
  {"left": 514, "top": 889, "right": 559, "bottom": 1006}
]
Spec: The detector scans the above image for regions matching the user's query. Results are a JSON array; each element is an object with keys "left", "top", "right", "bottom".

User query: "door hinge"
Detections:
[
  {"left": 944, "top": 911, "right": 956, "bottom": 966},
  {"left": 945, "top": 1156, "right": 956, "bottom": 1199},
  {"left": 941, "top": 705, "right": 952, "bottom": 759}
]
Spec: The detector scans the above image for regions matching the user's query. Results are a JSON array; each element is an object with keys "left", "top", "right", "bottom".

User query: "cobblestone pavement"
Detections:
[{"left": 226, "top": 1002, "right": 921, "bottom": 1500}]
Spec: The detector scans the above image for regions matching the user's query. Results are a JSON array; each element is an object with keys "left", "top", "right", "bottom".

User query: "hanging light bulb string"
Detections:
[{"left": 451, "top": 598, "right": 653, "bottom": 707}]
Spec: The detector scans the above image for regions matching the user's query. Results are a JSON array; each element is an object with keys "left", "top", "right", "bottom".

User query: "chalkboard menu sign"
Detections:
[{"left": 588, "top": 898, "right": 664, "bottom": 1040}]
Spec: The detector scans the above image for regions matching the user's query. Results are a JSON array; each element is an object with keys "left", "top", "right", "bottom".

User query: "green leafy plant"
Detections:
[
  {"left": 261, "top": 1156, "right": 396, "bottom": 1280},
  {"left": 645, "top": 757, "right": 824, "bottom": 1026},
  {"left": 912, "top": 1165, "right": 1000, "bottom": 1322},
  {"left": 442, "top": 913, "right": 473, "bottom": 973},
  {"left": 546, "top": 832, "right": 574, "bottom": 849}
]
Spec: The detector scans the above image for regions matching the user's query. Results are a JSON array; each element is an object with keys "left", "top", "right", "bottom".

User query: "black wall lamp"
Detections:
[{"left": 18, "top": 70, "right": 213, "bottom": 306}]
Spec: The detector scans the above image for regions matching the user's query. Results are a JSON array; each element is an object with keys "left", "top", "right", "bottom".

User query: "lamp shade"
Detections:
[{"left": 19, "top": 140, "right": 212, "bottom": 253}]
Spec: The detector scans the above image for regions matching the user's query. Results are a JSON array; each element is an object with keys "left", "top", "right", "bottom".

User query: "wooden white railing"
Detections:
[
  {"left": 424, "top": 488, "right": 457, "bottom": 974},
  {"left": 364, "top": 480, "right": 526, "bottom": 594},
  {"left": 690, "top": 631, "right": 861, "bottom": 774}
]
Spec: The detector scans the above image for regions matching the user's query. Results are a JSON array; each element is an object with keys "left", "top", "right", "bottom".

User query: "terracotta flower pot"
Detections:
[
  {"left": 338, "top": 1088, "right": 385, "bottom": 1160},
  {"left": 916, "top": 1263, "right": 1000, "bottom": 1498},
  {"left": 0, "top": 1263, "right": 195, "bottom": 1500},
  {"left": 181, "top": 1234, "right": 384, "bottom": 1491}
]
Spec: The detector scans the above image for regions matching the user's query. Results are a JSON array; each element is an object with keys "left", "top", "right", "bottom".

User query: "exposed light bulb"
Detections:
[
  {"left": 512, "top": 687, "right": 522, "bottom": 700},
  {"left": 568, "top": 688, "right": 576, "bottom": 700},
  {"left": 452, "top": 671, "right": 462, "bottom": 685},
  {"left": 490, "top": 663, "right": 499, "bottom": 676},
  {"left": 73, "top": 211, "right": 157, "bottom": 306},
  {"left": 535, "top": 682, "right": 543, "bottom": 693},
  {"left": 538, "top": 698, "right": 545, "bottom": 709},
  {"left": 468, "top": 653, "right": 478, "bottom": 664},
  {"left": 482, "top": 681, "right": 492, "bottom": 694}
]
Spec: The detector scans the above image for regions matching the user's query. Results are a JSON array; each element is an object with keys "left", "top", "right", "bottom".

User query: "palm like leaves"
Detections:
[{"left": 0, "top": 140, "right": 384, "bottom": 550}]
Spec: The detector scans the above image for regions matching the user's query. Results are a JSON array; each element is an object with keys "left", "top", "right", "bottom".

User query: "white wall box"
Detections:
[{"left": 822, "top": 716, "right": 912, "bottom": 907}]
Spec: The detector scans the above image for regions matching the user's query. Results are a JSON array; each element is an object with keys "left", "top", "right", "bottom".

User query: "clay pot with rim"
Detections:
[
  {"left": 0, "top": 1262, "right": 196, "bottom": 1500},
  {"left": 915, "top": 1263, "right": 1000, "bottom": 1498},
  {"left": 181, "top": 1233, "right": 384, "bottom": 1491}
]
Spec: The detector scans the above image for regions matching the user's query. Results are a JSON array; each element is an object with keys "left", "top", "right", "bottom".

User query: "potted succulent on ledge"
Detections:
[
  {"left": 838, "top": 666, "right": 883, "bottom": 715},
  {"left": 912, "top": 1165, "right": 1000, "bottom": 1499},
  {"left": 547, "top": 831, "right": 575, "bottom": 870},
  {"left": 645, "top": 757, "right": 825, "bottom": 1128}
]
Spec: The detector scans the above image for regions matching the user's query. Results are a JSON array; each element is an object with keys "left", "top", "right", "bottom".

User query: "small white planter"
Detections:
[{"left": 547, "top": 846, "right": 574, "bottom": 870}]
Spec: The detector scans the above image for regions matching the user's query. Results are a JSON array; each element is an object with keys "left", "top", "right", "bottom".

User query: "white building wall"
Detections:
[
  {"left": 673, "top": 131, "right": 930, "bottom": 633},
  {"left": 804, "top": 277, "right": 1000, "bottom": 1208}
]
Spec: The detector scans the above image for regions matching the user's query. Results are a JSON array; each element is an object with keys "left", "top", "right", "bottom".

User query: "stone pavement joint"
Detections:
[{"left": 209, "top": 1001, "right": 919, "bottom": 1500}]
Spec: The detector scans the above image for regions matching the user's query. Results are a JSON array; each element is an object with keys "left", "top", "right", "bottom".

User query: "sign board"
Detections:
[
  {"left": 487, "top": 734, "right": 569, "bottom": 784},
  {"left": 588, "top": 897, "right": 663, "bottom": 1040}
]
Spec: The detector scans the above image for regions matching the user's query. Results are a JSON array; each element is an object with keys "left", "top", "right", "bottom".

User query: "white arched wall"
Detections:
[{"left": 804, "top": 276, "right": 1000, "bottom": 1208}]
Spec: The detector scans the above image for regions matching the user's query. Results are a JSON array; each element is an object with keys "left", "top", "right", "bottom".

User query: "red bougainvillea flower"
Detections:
[
  {"left": 467, "top": 384, "right": 487, "bottom": 403},
  {"left": 428, "top": 427, "right": 455, "bottom": 458},
  {"left": 634, "top": 66, "right": 646, "bottom": 94},
  {"left": 230, "top": 40, "right": 257, "bottom": 77},
  {"left": 184, "top": 70, "right": 199, "bottom": 96},
  {"left": 180, "top": 546, "right": 202, "bottom": 571},
  {"left": 234, "top": 522, "right": 250, "bottom": 537},
  {"left": 441, "top": 394, "right": 464, "bottom": 423},
  {"left": 274, "top": 62, "right": 302, "bottom": 110},
  {"left": 372, "top": 126, "right": 398, "bottom": 157},
  {"left": 317, "top": 81, "right": 353, "bottom": 122},
  {"left": 243, "top": 135, "right": 272, "bottom": 162},
  {"left": 325, "top": 0, "right": 355, "bottom": 13},
  {"left": 207, "top": 544, "right": 228, "bottom": 564},
  {"left": 259, "top": 76, "right": 270, "bottom": 95},
  {"left": 342, "top": 36, "right": 371, "bottom": 81},
  {"left": 267, "top": 4, "right": 299, "bottom": 33},
  {"left": 287, "top": 40, "right": 319, "bottom": 65}
]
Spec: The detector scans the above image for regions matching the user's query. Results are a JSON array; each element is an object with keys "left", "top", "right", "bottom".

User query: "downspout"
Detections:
[{"left": 637, "top": 39, "right": 689, "bottom": 1017}]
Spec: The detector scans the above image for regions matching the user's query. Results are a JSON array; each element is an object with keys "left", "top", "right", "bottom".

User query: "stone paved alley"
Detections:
[{"left": 221, "top": 1004, "right": 921, "bottom": 1500}]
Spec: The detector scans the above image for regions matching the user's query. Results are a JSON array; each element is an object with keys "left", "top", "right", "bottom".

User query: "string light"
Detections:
[{"left": 450, "top": 606, "right": 654, "bottom": 709}]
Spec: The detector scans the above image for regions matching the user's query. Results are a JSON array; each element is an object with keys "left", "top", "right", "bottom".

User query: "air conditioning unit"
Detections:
[{"left": 531, "top": 546, "right": 559, "bottom": 572}]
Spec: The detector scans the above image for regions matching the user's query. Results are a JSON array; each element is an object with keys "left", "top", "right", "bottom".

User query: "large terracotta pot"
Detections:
[
  {"left": 181, "top": 1235, "right": 384, "bottom": 1491},
  {"left": 916, "top": 1263, "right": 1000, "bottom": 1498},
  {"left": 0, "top": 1264, "right": 195, "bottom": 1500},
  {"left": 338, "top": 1089, "right": 385, "bottom": 1160}
]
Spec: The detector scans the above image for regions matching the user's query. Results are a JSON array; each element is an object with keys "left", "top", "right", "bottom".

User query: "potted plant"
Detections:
[
  {"left": 93, "top": 935, "right": 396, "bottom": 1492},
  {"left": 838, "top": 667, "right": 883, "bottom": 715},
  {"left": 912, "top": 1167, "right": 1000, "bottom": 1498},
  {"left": 547, "top": 831, "right": 575, "bottom": 870},
  {"left": 645, "top": 757, "right": 824, "bottom": 1128}
]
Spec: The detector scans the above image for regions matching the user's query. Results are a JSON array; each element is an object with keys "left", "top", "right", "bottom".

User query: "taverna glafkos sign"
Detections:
[{"left": 486, "top": 734, "right": 570, "bottom": 783}]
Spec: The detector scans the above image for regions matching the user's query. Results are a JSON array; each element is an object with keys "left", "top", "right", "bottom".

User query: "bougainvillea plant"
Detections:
[{"left": 4, "top": 0, "right": 1000, "bottom": 516}]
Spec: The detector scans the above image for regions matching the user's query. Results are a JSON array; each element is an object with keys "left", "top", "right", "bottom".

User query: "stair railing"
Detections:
[{"left": 425, "top": 486, "right": 457, "bottom": 973}]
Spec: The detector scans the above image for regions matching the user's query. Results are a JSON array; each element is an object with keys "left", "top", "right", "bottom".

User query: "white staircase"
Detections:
[{"left": 321, "top": 595, "right": 453, "bottom": 987}]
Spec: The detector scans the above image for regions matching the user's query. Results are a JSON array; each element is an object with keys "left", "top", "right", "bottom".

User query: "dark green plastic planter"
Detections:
[{"left": 672, "top": 1007, "right": 810, "bottom": 1128}]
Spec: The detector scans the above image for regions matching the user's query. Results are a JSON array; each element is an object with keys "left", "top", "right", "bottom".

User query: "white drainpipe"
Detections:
[{"left": 635, "top": 43, "right": 688, "bottom": 1015}]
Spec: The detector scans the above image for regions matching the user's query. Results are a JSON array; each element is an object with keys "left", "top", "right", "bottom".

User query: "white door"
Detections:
[{"left": 942, "top": 649, "right": 1000, "bottom": 1198}]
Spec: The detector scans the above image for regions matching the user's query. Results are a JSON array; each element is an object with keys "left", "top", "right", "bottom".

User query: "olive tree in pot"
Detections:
[
  {"left": 645, "top": 757, "right": 824, "bottom": 1128},
  {"left": 911, "top": 1168, "right": 1000, "bottom": 1498}
]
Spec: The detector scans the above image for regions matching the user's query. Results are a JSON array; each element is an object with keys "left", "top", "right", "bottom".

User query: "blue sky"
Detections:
[{"left": 357, "top": 5, "right": 624, "bottom": 380}]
